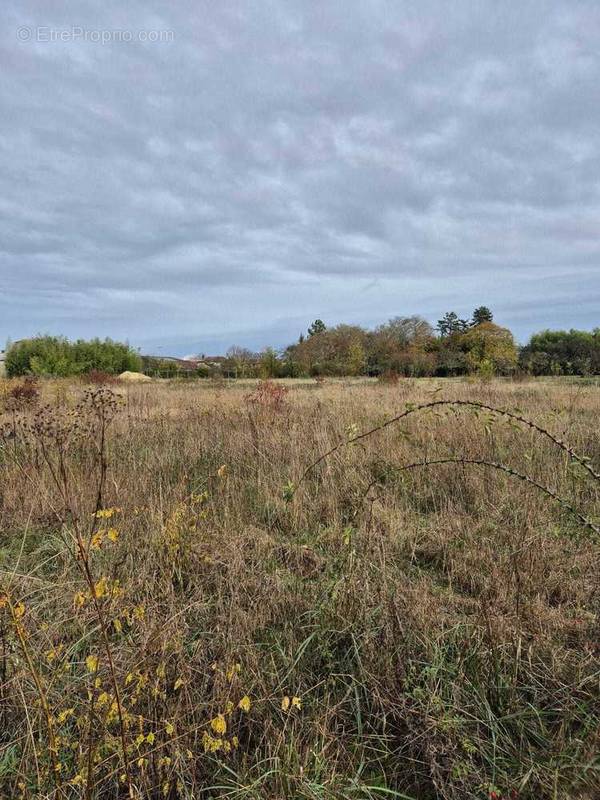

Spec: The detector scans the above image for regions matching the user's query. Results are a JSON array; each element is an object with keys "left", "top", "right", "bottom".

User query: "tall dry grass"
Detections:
[{"left": 0, "top": 377, "right": 599, "bottom": 799}]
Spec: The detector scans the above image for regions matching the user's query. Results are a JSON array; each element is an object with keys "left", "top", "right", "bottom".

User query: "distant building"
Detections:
[
  {"left": 140, "top": 353, "right": 228, "bottom": 378},
  {"left": 0, "top": 348, "right": 6, "bottom": 378}
]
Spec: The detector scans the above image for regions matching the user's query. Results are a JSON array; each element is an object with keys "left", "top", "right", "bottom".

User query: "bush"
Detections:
[
  {"left": 476, "top": 357, "right": 495, "bottom": 382},
  {"left": 5, "top": 336, "right": 142, "bottom": 378}
]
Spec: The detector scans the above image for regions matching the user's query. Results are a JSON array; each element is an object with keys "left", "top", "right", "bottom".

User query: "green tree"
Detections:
[
  {"left": 259, "top": 347, "right": 280, "bottom": 378},
  {"left": 436, "top": 312, "right": 469, "bottom": 337},
  {"left": 520, "top": 329, "right": 600, "bottom": 375},
  {"left": 307, "top": 319, "right": 327, "bottom": 337},
  {"left": 471, "top": 306, "right": 494, "bottom": 326}
]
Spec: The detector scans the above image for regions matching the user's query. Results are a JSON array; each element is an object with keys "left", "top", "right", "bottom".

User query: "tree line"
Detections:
[
  {"left": 4, "top": 309, "right": 600, "bottom": 378},
  {"left": 223, "top": 308, "right": 600, "bottom": 379}
]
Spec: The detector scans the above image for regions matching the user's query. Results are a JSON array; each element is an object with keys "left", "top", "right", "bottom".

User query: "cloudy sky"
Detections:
[{"left": 1, "top": 2, "right": 599, "bottom": 354}]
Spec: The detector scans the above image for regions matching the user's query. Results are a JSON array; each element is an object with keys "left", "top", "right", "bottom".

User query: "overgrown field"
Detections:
[{"left": 0, "top": 377, "right": 599, "bottom": 800}]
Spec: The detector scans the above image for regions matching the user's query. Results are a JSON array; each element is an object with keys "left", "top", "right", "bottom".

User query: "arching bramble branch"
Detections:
[
  {"left": 294, "top": 399, "right": 600, "bottom": 493},
  {"left": 363, "top": 457, "right": 600, "bottom": 536}
]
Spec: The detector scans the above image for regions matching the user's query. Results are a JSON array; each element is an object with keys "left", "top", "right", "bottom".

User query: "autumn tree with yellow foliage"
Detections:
[{"left": 458, "top": 321, "right": 518, "bottom": 375}]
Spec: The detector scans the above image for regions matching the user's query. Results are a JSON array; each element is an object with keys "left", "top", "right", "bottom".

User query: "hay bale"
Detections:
[{"left": 119, "top": 371, "right": 152, "bottom": 383}]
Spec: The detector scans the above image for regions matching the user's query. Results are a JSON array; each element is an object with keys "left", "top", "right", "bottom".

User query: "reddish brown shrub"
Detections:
[
  {"left": 245, "top": 379, "right": 289, "bottom": 410},
  {"left": 8, "top": 377, "right": 40, "bottom": 405},
  {"left": 82, "top": 370, "right": 121, "bottom": 385}
]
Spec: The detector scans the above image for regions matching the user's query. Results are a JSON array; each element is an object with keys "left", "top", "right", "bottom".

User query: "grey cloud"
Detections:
[{"left": 1, "top": 0, "right": 599, "bottom": 352}]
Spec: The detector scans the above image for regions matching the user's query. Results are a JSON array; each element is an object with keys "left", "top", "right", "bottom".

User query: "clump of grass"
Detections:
[{"left": 0, "top": 377, "right": 598, "bottom": 799}]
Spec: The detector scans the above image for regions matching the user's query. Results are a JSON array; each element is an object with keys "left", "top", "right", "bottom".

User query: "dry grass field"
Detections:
[{"left": 0, "top": 377, "right": 599, "bottom": 800}]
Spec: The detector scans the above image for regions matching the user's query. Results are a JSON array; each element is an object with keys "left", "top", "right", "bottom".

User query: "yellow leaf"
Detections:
[
  {"left": 85, "top": 655, "right": 99, "bottom": 673},
  {"left": 113, "top": 618, "right": 123, "bottom": 634},
  {"left": 238, "top": 695, "right": 251, "bottom": 713},
  {"left": 146, "top": 732, "right": 155, "bottom": 745},
  {"left": 291, "top": 696, "right": 302, "bottom": 710},
  {"left": 13, "top": 602, "right": 25, "bottom": 619},
  {"left": 73, "top": 591, "right": 87, "bottom": 609},
  {"left": 165, "top": 721, "right": 174, "bottom": 735},
  {"left": 107, "top": 528, "right": 119, "bottom": 542},
  {"left": 95, "top": 508, "right": 115, "bottom": 519},
  {"left": 173, "top": 678, "right": 184, "bottom": 691},
  {"left": 57, "top": 708, "right": 74, "bottom": 723},
  {"left": 210, "top": 714, "right": 226, "bottom": 735},
  {"left": 217, "top": 464, "right": 228, "bottom": 479},
  {"left": 202, "top": 731, "right": 223, "bottom": 752},
  {"left": 281, "top": 696, "right": 290, "bottom": 711},
  {"left": 90, "top": 531, "right": 103, "bottom": 550}
]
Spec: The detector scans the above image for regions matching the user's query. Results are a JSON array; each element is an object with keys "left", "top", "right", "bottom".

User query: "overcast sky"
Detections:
[{"left": 1, "top": 2, "right": 599, "bottom": 354}]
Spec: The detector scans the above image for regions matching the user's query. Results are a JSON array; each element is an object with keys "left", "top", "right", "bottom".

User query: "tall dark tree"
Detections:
[
  {"left": 471, "top": 306, "right": 494, "bottom": 326},
  {"left": 308, "top": 319, "right": 327, "bottom": 337},
  {"left": 436, "top": 312, "right": 469, "bottom": 337}
]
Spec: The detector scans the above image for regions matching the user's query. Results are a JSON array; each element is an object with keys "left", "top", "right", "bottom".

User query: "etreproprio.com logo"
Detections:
[{"left": 17, "top": 26, "right": 175, "bottom": 44}]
